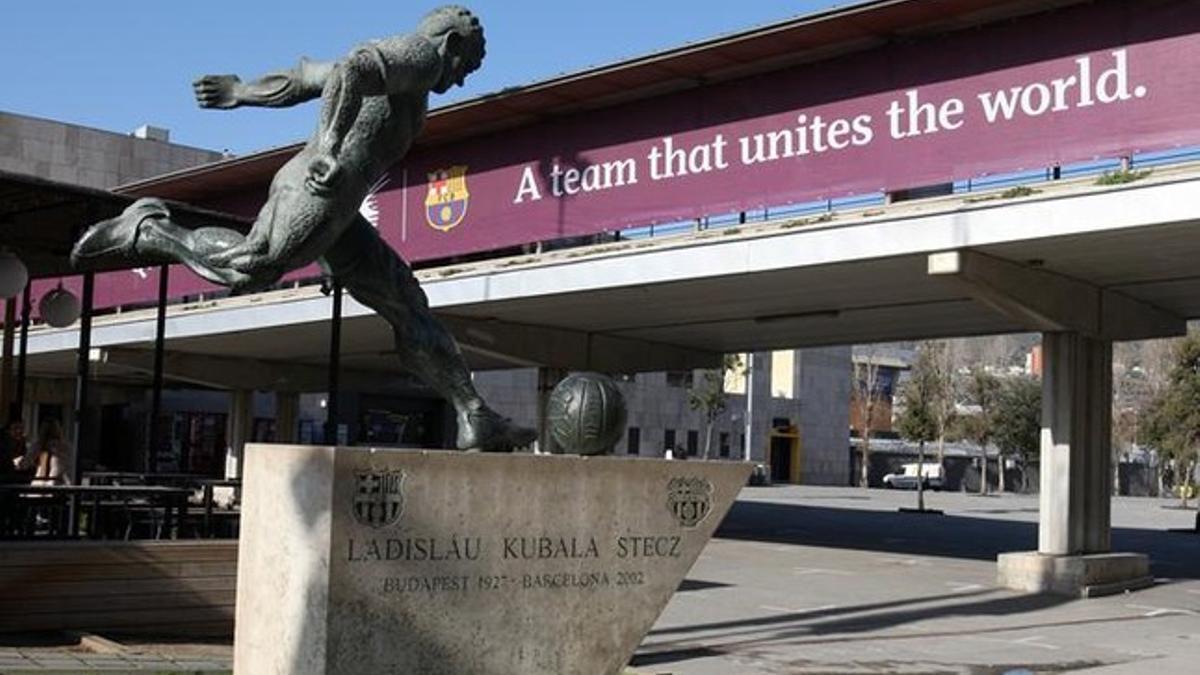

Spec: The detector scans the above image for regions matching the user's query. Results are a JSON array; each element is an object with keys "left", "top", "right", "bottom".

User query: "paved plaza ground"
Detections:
[
  {"left": 635, "top": 486, "right": 1200, "bottom": 674},
  {"left": 2, "top": 486, "right": 1197, "bottom": 673}
]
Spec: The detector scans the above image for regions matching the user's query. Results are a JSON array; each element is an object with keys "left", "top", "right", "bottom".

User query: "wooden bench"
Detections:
[{"left": 0, "top": 540, "right": 237, "bottom": 637}]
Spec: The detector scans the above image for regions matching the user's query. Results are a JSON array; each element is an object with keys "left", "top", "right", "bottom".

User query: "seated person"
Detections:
[
  {"left": 1, "top": 419, "right": 27, "bottom": 465},
  {"left": 13, "top": 419, "right": 74, "bottom": 486}
]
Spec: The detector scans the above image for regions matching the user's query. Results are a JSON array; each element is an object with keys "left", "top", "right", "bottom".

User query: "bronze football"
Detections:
[{"left": 546, "top": 373, "right": 628, "bottom": 455}]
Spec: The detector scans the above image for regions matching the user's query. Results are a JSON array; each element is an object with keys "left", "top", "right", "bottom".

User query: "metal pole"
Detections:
[
  {"left": 147, "top": 265, "right": 169, "bottom": 474},
  {"left": 743, "top": 353, "right": 755, "bottom": 462},
  {"left": 15, "top": 283, "right": 30, "bottom": 416},
  {"left": 324, "top": 281, "right": 343, "bottom": 446},
  {"left": 1, "top": 297, "right": 14, "bottom": 422},
  {"left": 69, "top": 271, "right": 94, "bottom": 536}
]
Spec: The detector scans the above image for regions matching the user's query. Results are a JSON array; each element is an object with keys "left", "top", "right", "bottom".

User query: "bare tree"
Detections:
[
  {"left": 978, "top": 336, "right": 1015, "bottom": 373},
  {"left": 851, "top": 350, "right": 883, "bottom": 488},
  {"left": 929, "top": 340, "right": 959, "bottom": 468},
  {"left": 1115, "top": 337, "right": 1183, "bottom": 495},
  {"left": 897, "top": 342, "right": 945, "bottom": 511},
  {"left": 963, "top": 368, "right": 1000, "bottom": 494},
  {"left": 688, "top": 354, "right": 743, "bottom": 460},
  {"left": 1113, "top": 346, "right": 1145, "bottom": 493}
]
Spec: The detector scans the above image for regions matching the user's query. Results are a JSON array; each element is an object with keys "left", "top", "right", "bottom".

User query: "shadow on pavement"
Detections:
[
  {"left": 646, "top": 591, "right": 1094, "bottom": 649},
  {"left": 677, "top": 579, "right": 732, "bottom": 593},
  {"left": 629, "top": 646, "right": 723, "bottom": 668},
  {"left": 714, "top": 500, "right": 1200, "bottom": 578},
  {"left": 638, "top": 590, "right": 1152, "bottom": 669},
  {"left": 649, "top": 589, "right": 996, "bottom": 638}
]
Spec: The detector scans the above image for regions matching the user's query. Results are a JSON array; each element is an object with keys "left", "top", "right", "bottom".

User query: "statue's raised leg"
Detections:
[
  {"left": 72, "top": 198, "right": 281, "bottom": 291},
  {"left": 321, "top": 216, "right": 536, "bottom": 452}
]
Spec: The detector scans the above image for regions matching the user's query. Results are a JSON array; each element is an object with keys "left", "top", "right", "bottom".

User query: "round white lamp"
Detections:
[
  {"left": 0, "top": 251, "right": 28, "bottom": 299},
  {"left": 39, "top": 286, "right": 81, "bottom": 328}
]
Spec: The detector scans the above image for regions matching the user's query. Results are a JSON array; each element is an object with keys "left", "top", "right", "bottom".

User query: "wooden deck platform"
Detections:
[{"left": 0, "top": 540, "right": 237, "bottom": 637}]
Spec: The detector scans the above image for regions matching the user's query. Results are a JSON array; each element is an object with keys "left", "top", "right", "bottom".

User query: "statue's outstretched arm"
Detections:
[{"left": 193, "top": 58, "right": 334, "bottom": 110}]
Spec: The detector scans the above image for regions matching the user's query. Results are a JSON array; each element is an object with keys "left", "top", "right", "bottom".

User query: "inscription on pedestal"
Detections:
[
  {"left": 347, "top": 531, "right": 686, "bottom": 593},
  {"left": 234, "top": 446, "right": 749, "bottom": 675}
]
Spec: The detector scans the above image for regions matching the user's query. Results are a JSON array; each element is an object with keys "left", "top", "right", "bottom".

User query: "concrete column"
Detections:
[
  {"left": 1039, "top": 332, "right": 1112, "bottom": 555},
  {"left": 226, "top": 390, "right": 254, "bottom": 479},
  {"left": 536, "top": 367, "right": 568, "bottom": 454},
  {"left": 275, "top": 391, "right": 299, "bottom": 444},
  {"left": 997, "top": 332, "right": 1150, "bottom": 597}
]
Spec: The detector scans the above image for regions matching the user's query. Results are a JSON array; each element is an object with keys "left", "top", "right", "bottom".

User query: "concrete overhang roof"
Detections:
[{"left": 22, "top": 163, "right": 1200, "bottom": 388}]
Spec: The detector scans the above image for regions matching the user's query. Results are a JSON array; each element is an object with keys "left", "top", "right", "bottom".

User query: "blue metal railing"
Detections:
[{"left": 617, "top": 144, "right": 1200, "bottom": 243}]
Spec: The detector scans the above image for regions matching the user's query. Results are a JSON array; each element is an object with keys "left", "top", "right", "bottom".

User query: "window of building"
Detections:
[
  {"left": 719, "top": 432, "right": 730, "bottom": 458},
  {"left": 687, "top": 430, "right": 699, "bottom": 456},
  {"left": 724, "top": 353, "right": 749, "bottom": 394},
  {"left": 299, "top": 420, "right": 317, "bottom": 444},
  {"left": 166, "top": 411, "right": 227, "bottom": 475},
  {"left": 627, "top": 427, "right": 640, "bottom": 455},
  {"left": 665, "top": 371, "right": 694, "bottom": 388},
  {"left": 771, "top": 350, "right": 795, "bottom": 399},
  {"left": 664, "top": 429, "right": 676, "bottom": 454}
]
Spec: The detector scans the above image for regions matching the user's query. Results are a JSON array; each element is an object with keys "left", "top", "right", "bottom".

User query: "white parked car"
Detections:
[{"left": 882, "top": 463, "right": 943, "bottom": 490}]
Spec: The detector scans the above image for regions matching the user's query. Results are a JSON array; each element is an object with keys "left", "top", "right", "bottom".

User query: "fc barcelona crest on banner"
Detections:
[
  {"left": 353, "top": 470, "right": 406, "bottom": 528},
  {"left": 666, "top": 477, "right": 713, "bottom": 528},
  {"left": 425, "top": 165, "right": 470, "bottom": 232}
]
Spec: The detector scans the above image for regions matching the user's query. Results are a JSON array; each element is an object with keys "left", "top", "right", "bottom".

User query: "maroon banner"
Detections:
[
  {"left": 37, "top": 0, "right": 1200, "bottom": 316},
  {"left": 388, "top": 0, "right": 1200, "bottom": 262}
]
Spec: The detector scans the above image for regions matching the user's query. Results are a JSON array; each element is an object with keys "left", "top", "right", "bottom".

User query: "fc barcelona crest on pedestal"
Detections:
[
  {"left": 667, "top": 477, "right": 714, "bottom": 528},
  {"left": 425, "top": 165, "right": 470, "bottom": 231},
  {"left": 353, "top": 470, "right": 407, "bottom": 528}
]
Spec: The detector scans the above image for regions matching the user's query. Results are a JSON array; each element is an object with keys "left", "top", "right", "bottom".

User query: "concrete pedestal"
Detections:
[
  {"left": 997, "top": 551, "right": 1152, "bottom": 598},
  {"left": 233, "top": 444, "right": 750, "bottom": 675}
]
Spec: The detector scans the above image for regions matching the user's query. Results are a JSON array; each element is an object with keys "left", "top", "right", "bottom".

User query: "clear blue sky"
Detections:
[{"left": 1, "top": 1, "right": 850, "bottom": 155}]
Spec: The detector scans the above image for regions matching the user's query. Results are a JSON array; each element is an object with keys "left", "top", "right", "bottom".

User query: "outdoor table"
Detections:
[
  {"left": 82, "top": 471, "right": 214, "bottom": 486},
  {"left": 0, "top": 484, "right": 192, "bottom": 539},
  {"left": 197, "top": 478, "right": 241, "bottom": 537},
  {"left": 79, "top": 474, "right": 242, "bottom": 537}
]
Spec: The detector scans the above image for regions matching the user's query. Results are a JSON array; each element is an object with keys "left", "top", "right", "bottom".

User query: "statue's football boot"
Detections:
[
  {"left": 457, "top": 405, "right": 538, "bottom": 453},
  {"left": 71, "top": 197, "right": 171, "bottom": 266}
]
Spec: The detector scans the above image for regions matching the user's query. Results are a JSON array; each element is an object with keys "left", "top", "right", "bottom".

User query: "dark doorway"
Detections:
[
  {"left": 99, "top": 404, "right": 136, "bottom": 470},
  {"left": 770, "top": 436, "right": 792, "bottom": 482}
]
